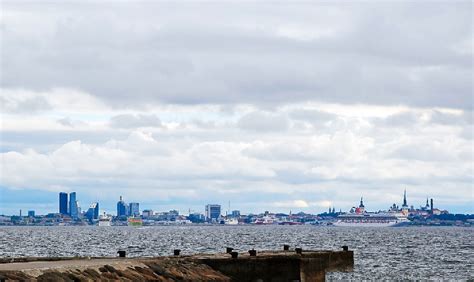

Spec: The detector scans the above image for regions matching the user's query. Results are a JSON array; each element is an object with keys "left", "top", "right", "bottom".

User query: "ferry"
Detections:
[
  {"left": 98, "top": 213, "right": 111, "bottom": 227},
  {"left": 253, "top": 216, "right": 276, "bottom": 225}
]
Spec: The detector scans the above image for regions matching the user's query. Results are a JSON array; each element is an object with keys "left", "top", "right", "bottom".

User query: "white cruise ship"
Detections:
[
  {"left": 333, "top": 213, "right": 409, "bottom": 227},
  {"left": 333, "top": 197, "right": 409, "bottom": 227}
]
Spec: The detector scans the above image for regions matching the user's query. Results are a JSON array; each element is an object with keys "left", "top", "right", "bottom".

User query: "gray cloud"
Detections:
[
  {"left": 2, "top": 2, "right": 471, "bottom": 109},
  {"left": 429, "top": 110, "right": 469, "bottom": 126},
  {"left": 289, "top": 109, "right": 337, "bottom": 127},
  {"left": 237, "top": 111, "right": 289, "bottom": 132},
  {"left": 374, "top": 111, "right": 421, "bottom": 128},
  {"left": 1, "top": 95, "right": 52, "bottom": 114}
]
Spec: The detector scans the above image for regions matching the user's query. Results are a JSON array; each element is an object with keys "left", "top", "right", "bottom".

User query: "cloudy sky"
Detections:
[{"left": 1, "top": 1, "right": 472, "bottom": 215}]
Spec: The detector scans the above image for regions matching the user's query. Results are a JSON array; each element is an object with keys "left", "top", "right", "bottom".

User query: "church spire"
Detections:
[{"left": 403, "top": 189, "right": 407, "bottom": 207}]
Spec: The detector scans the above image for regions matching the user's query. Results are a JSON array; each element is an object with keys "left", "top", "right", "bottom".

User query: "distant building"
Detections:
[
  {"left": 432, "top": 208, "right": 442, "bottom": 215},
  {"left": 188, "top": 213, "right": 205, "bottom": 223},
  {"left": 59, "top": 192, "right": 68, "bottom": 215},
  {"left": 142, "top": 209, "right": 154, "bottom": 218},
  {"left": 231, "top": 210, "right": 240, "bottom": 217},
  {"left": 69, "top": 192, "right": 79, "bottom": 219},
  {"left": 169, "top": 210, "right": 179, "bottom": 216},
  {"left": 117, "top": 196, "right": 128, "bottom": 217},
  {"left": 205, "top": 204, "right": 221, "bottom": 222},
  {"left": 85, "top": 202, "right": 99, "bottom": 221},
  {"left": 129, "top": 202, "right": 140, "bottom": 217},
  {"left": 27, "top": 210, "right": 35, "bottom": 217}
]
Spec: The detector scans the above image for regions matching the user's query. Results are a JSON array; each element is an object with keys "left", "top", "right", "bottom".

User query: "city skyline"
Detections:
[
  {"left": 0, "top": 189, "right": 460, "bottom": 217},
  {"left": 1, "top": 2, "right": 472, "bottom": 215}
]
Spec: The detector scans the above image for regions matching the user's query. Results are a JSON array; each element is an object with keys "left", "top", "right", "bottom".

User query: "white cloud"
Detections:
[
  {"left": 0, "top": 1, "right": 472, "bottom": 214},
  {"left": 109, "top": 114, "right": 162, "bottom": 129},
  {"left": 272, "top": 200, "right": 310, "bottom": 209}
]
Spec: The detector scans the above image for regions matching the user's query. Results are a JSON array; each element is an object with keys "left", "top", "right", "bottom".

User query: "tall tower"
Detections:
[
  {"left": 59, "top": 192, "right": 68, "bottom": 215},
  {"left": 402, "top": 189, "right": 408, "bottom": 208}
]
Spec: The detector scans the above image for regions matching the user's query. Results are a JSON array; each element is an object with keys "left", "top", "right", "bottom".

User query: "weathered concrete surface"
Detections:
[
  {"left": 0, "top": 250, "right": 353, "bottom": 282},
  {"left": 199, "top": 250, "right": 353, "bottom": 282}
]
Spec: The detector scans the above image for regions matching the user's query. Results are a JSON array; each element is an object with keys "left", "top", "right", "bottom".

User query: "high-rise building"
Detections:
[
  {"left": 69, "top": 192, "right": 79, "bottom": 219},
  {"left": 231, "top": 210, "right": 240, "bottom": 217},
  {"left": 205, "top": 204, "right": 221, "bottom": 222},
  {"left": 85, "top": 202, "right": 99, "bottom": 221},
  {"left": 117, "top": 196, "right": 128, "bottom": 217},
  {"left": 129, "top": 202, "right": 140, "bottom": 217},
  {"left": 28, "top": 210, "right": 35, "bottom": 217},
  {"left": 59, "top": 192, "right": 68, "bottom": 215}
]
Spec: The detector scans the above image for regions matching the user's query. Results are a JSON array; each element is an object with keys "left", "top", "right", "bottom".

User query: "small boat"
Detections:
[
  {"left": 98, "top": 213, "right": 111, "bottom": 227},
  {"left": 224, "top": 218, "right": 239, "bottom": 225}
]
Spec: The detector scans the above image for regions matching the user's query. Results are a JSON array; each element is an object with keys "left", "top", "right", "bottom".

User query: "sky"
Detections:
[{"left": 0, "top": 1, "right": 472, "bottom": 215}]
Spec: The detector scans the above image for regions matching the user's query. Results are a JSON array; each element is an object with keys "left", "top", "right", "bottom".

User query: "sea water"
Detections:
[{"left": 0, "top": 225, "right": 472, "bottom": 280}]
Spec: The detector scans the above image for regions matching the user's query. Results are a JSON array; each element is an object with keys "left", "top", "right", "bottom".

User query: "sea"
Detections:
[{"left": 0, "top": 226, "right": 472, "bottom": 280}]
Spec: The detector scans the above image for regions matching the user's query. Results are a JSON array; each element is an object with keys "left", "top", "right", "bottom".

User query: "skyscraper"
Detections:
[
  {"left": 205, "top": 204, "right": 221, "bottom": 222},
  {"left": 85, "top": 202, "right": 99, "bottom": 221},
  {"left": 117, "top": 196, "right": 128, "bottom": 217},
  {"left": 129, "top": 202, "right": 140, "bottom": 217},
  {"left": 69, "top": 192, "right": 78, "bottom": 219},
  {"left": 59, "top": 192, "right": 68, "bottom": 215}
]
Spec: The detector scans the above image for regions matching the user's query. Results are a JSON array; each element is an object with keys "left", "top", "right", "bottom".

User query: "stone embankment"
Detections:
[{"left": 0, "top": 247, "right": 353, "bottom": 282}]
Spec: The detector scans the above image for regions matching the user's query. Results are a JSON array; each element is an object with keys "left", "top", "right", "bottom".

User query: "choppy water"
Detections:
[{"left": 0, "top": 226, "right": 472, "bottom": 280}]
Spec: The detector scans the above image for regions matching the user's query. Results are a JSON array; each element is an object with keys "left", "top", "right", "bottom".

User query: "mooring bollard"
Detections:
[
  {"left": 342, "top": 245, "right": 349, "bottom": 251},
  {"left": 231, "top": 251, "right": 239, "bottom": 259},
  {"left": 248, "top": 249, "right": 257, "bottom": 256},
  {"left": 226, "top": 247, "right": 234, "bottom": 254},
  {"left": 174, "top": 249, "right": 181, "bottom": 256},
  {"left": 295, "top": 248, "right": 303, "bottom": 254},
  {"left": 117, "top": 250, "right": 126, "bottom": 258},
  {"left": 283, "top": 244, "right": 290, "bottom": 251}
]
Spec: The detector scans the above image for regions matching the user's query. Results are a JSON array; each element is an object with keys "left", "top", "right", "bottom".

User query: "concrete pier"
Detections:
[{"left": 0, "top": 249, "right": 353, "bottom": 281}]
